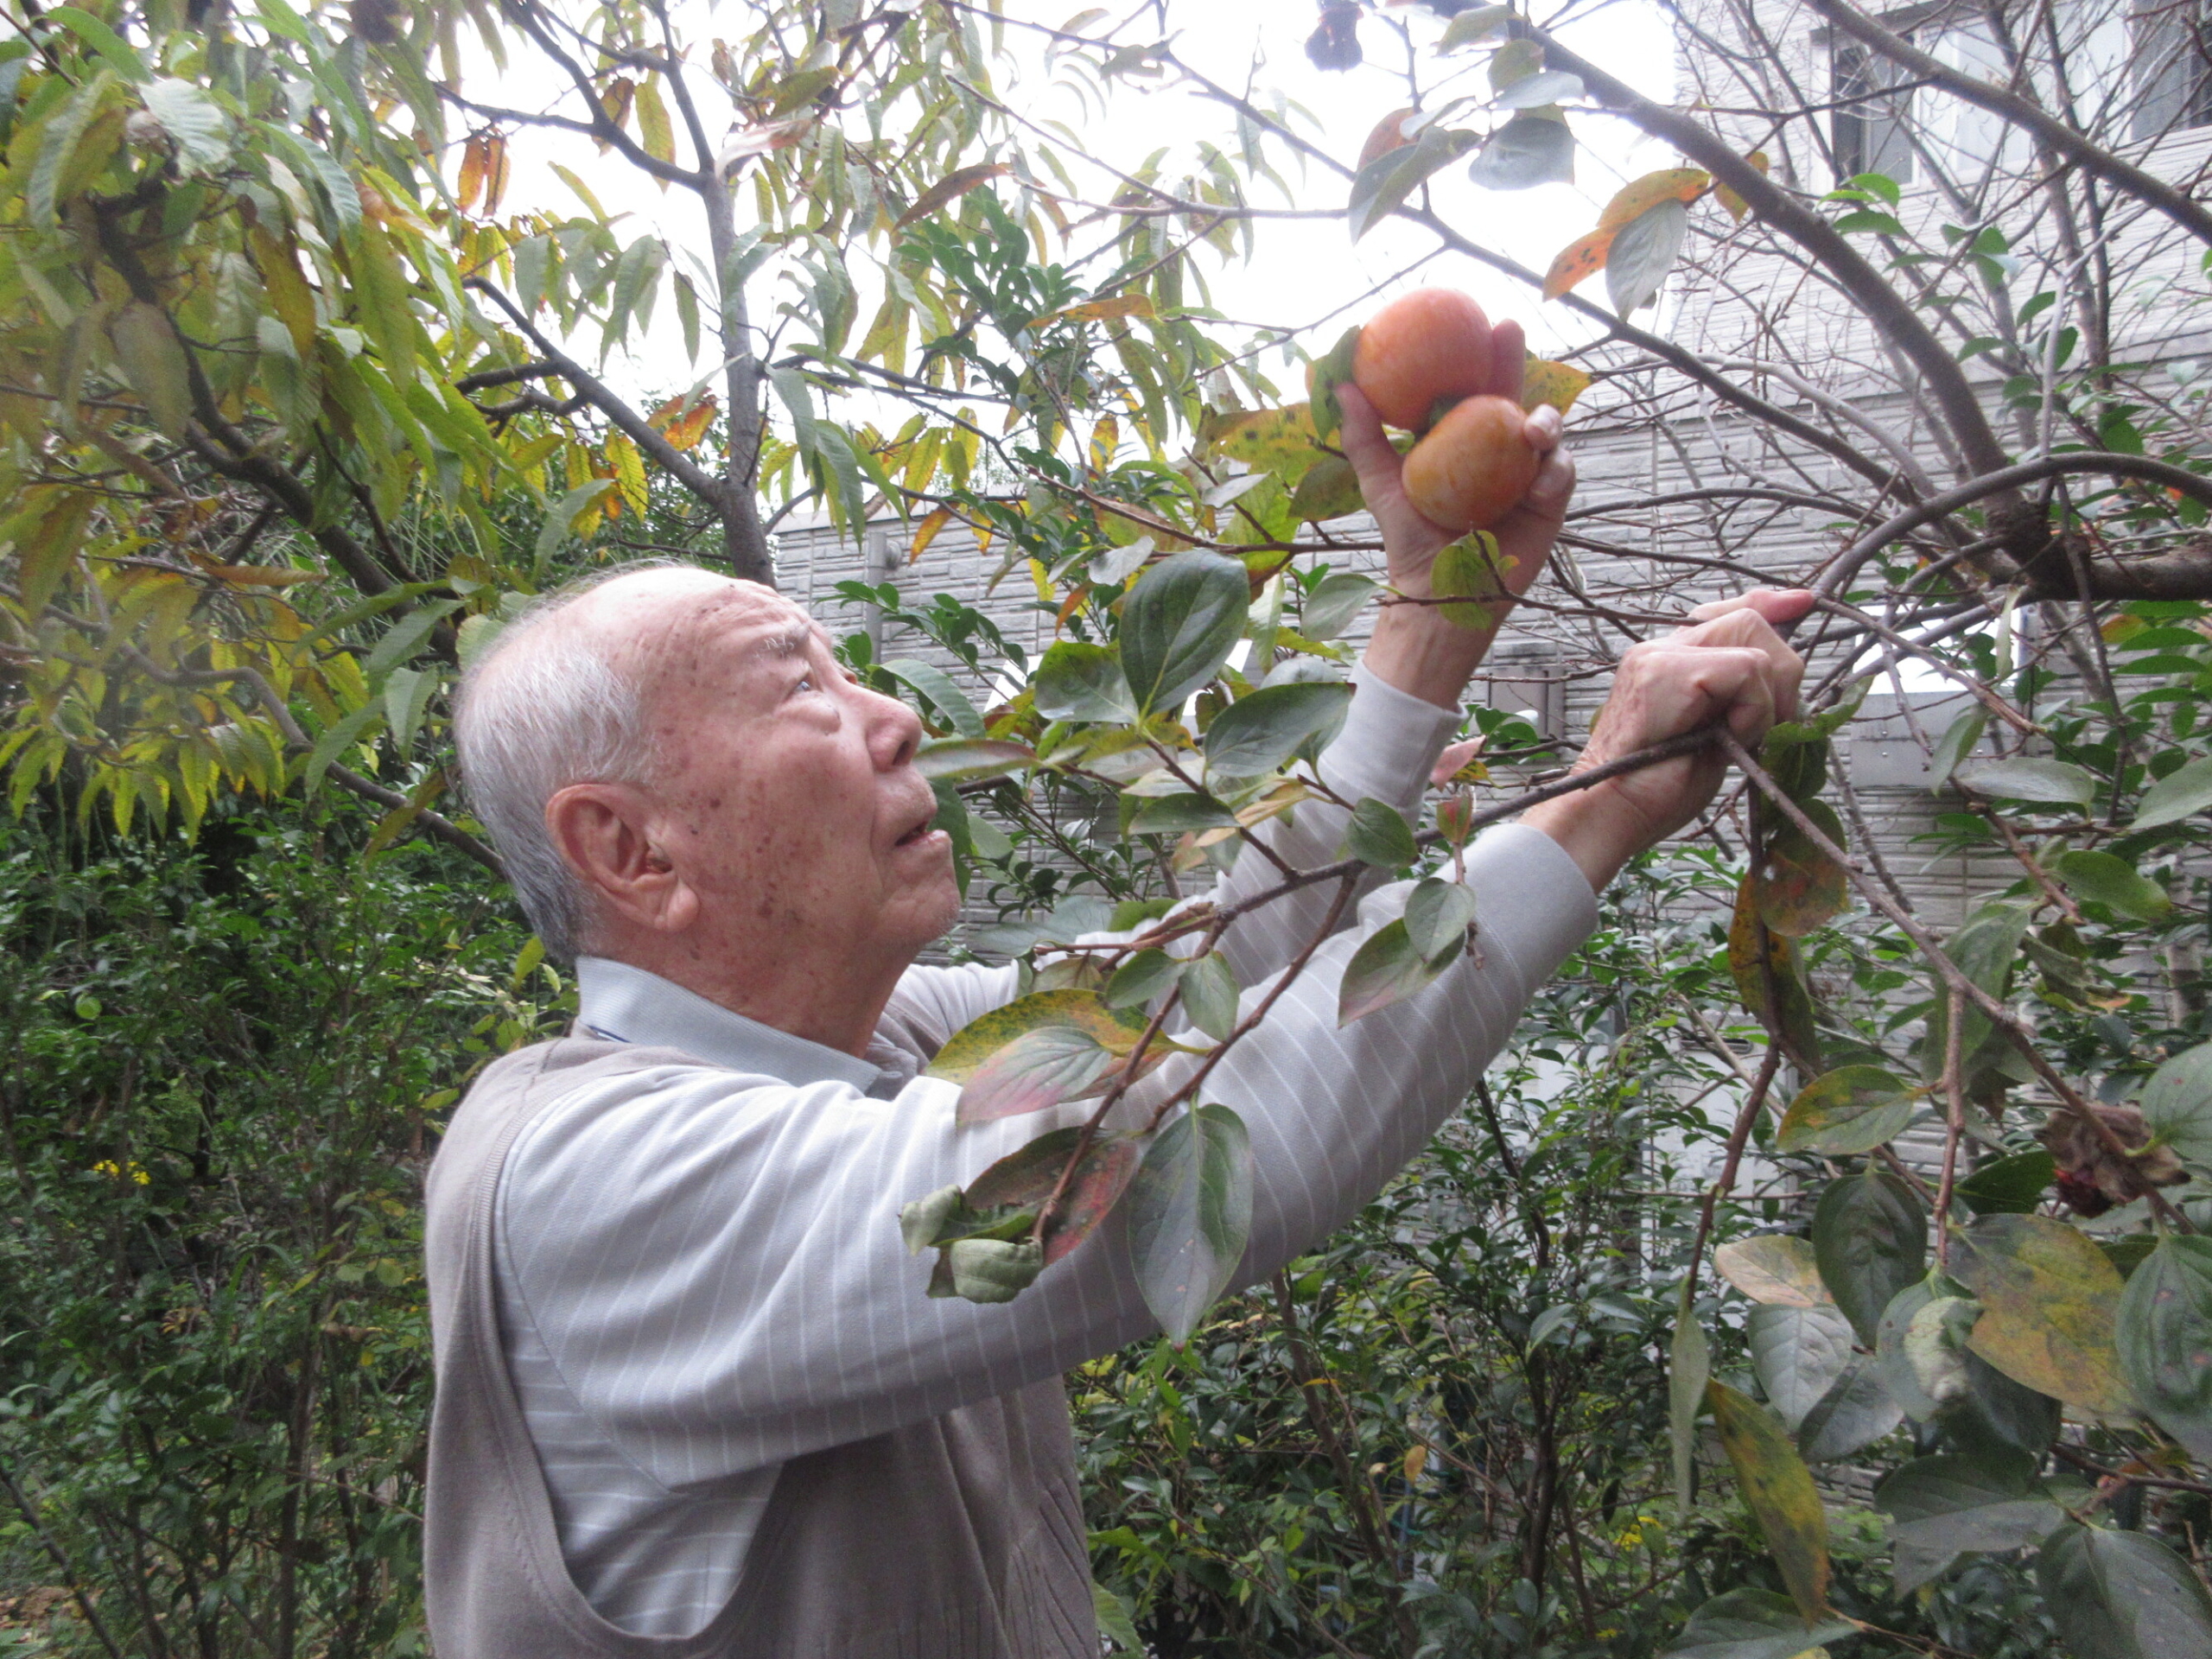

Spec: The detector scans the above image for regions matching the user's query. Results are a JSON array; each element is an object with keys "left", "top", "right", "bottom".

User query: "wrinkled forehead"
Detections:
[{"left": 569, "top": 570, "right": 823, "bottom": 702}]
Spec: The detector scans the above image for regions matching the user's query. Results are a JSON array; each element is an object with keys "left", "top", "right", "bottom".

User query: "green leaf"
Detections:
[
  {"left": 899, "top": 1183, "right": 966, "bottom": 1255},
  {"left": 1714, "top": 1235, "right": 1834, "bottom": 1307},
  {"left": 1949, "top": 1212, "right": 2133, "bottom": 1416},
  {"left": 1955, "top": 1149, "right": 2056, "bottom": 1215},
  {"left": 1301, "top": 571, "right": 1375, "bottom": 640},
  {"left": 2051, "top": 849, "right": 2171, "bottom": 920},
  {"left": 1726, "top": 876, "right": 1822, "bottom": 1068},
  {"left": 1342, "top": 797, "right": 1419, "bottom": 868},
  {"left": 1495, "top": 70, "right": 1584, "bottom": 110},
  {"left": 109, "top": 302, "right": 194, "bottom": 437},
  {"left": 940, "top": 1236, "right": 1043, "bottom": 1303},
  {"left": 1338, "top": 918, "right": 1446, "bottom": 1025},
  {"left": 1346, "top": 123, "right": 1480, "bottom": 240},
  {"left": 1034, "top": 640, "right": 1138, "bottom": 723},
  {"left": 2141, "top": 1040, "right": 2212, "bottom": 1169},
  {"left": 1929, "top": 706, "right": 1986, "bottom": 791},
  {"left": 29, "top": 74, "right": 103, "bottom": 229},
  {"left": 1306, "top": 327, "right": 1361, "bottom": 443},
  {"left": 1202, "top": 681, "right": 1352, "bottom": 779},
  {"left": 1706, "top": 1380, "right": 1831, "bottom": 1622},
  {"left": 1813, "top": 1167, "right": 1927, "bottom": 1344},
  {"left": 47, "top": 7, "right": 148, "bottom": 81},
  {"left": 1754, "top": 800, "right": 1851, "bottom": 938},
  {"left": 1796, "top": 1357, "right": 1902, "bottom": 1463},
  {"left": 955, "top": 1023, "right": 1118, "bottom": 1124},
  {"left": 1105, "top": 948, "right": 1182, "bottom": 1012},
  {"left": 770, "top": 365, "right": 820, "bottom": 458},
  {"left": 360, "top": 599, "right": 463, "bottom": 684},
  {"left": 1606, "top": 197, "right": 1689, "bottom": 315},
  {"left": 1670, "top": 1280, "right": 1710, "bottom": 1513},
  {"left": 1127, "top": 1103, "right": 1253, "bottom": 1344},
  {"left": 1923, "top": 901, "right": 2033, "bottom": 1081},
  {"left": 1289, "top": 452, "right": 1363, "bottom": 521},
  {"left": 536, "top": 480, "right": 613, "bottom": 569},
  {"left": 2037, "top": 1521, "right": 2212, "bottom": 1659},
  {"left": 1663, "top": 1588, "right": 1856, "bottom": 1659},
  {"left": 1488, "top": 37, "right": 1544, "bottom": 89},
  {"left": 2116, "top": 1236, "right": 2212, "bottom": 1459},
  {"left": 1179, "top": 951, "right": 1241, "bottom": 1044},
  {"left": 1129, "top": 792, "right": 1238, "bottom": 836},
  {"left": 1430, "top": 531, "right": 1512, "bottom": 630},
  {"left": 1776, "top": 1066, "right": 1917, "bottom": 1155},
  {"left": 302, "top": 700, "right": 384, "bottom": 797},
  {"left": 1877, "top": 1281, "right": 1958, "bottom": 1423},
  {"left": 913, "top": 737, "right": 1033, "bottom": 785},
  {"left": 1748, "top": 1301, "right": 1855, "bottom": 1431},
  {"left": 143, "top": 78, "right": 228, "bottom": 170},
  {"left": 1953, "top": 756, "right": 2098, "bottom": 807},
  {"left": 1403, "top": 877, "right": 1476, "bottom": 964},
  {"left": 882, "top": 658, "right": 986, "bottom": 738},
  {"left": 1438, "top": 5, "right": 1511, "bottom": 49},
  {"left": 1874, "top": 1450, "right": 2059, "bottom": 1592},
  {"left": 2135, "top": 753, "right": 2212, "bottom": 829},
  {"left": 1467, "top": 111, "right": 1576, "bottom": 190},
  {"left": 1093, "top": 1582, "right": 1144, "bottom": 1656},
  {"left": 1118, "top": 550, "right": 1249, "bottom": 715}
]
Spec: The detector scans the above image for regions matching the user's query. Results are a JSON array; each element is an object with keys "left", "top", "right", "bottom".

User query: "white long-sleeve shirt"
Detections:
[{"left": 491, "top": 667, "right": 1599, "bottom": 1636}]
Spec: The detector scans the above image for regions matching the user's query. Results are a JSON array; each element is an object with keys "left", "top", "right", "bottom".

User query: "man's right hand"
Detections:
[{"left": 1519, "top": 589, "right": 1815, "bottom": 892}]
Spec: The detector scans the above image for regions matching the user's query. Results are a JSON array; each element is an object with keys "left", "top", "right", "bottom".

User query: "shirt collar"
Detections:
[{"left": 573, "top": 957, "right": 886, "bottom": 1093}]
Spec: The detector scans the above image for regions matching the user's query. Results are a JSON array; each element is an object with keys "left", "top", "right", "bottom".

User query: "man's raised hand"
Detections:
[{"left": 1521, "top": 589, "right": 1816, "bottom": 892}]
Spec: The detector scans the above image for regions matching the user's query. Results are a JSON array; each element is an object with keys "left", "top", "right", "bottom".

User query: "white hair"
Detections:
[{"left": 453, "top": 561, "right": 686, "bottom": 963}]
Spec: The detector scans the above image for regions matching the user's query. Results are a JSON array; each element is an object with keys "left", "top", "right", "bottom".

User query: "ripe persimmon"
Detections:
[
  {"left": 1351, "top": 289, "right": 1494, "bottom": 430},
  {"left": 1402, "top": 395, "right": 1540, "bottom": 533}
]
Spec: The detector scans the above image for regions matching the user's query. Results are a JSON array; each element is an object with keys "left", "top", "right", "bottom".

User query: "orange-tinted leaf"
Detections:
[
  {"left": 717, "top": 115, "right": 814, "bottom": 168},
  {"left": 457, "top": 131, "right": 488, "bottom": 213},
  {"left": 1728, "top": 873, "right": 1822, "bottom": 1065},
  {"left": 598, "top": 76, "right": 635, "bottom": 143},
  {"left": 1707, "top": 1381, "right": 1832, "bottom": 1621},
  {"left": 1520, "top": 357, "right": 1592, "bottom": 415},
  {"left": 909, "top": 505, "right": 954, "bottom": 564},
  {"left": 896, "top": 163, "right": 1011, "bottom": 228},
  {"left": 1542, "top": 228, "right": 1612, "bottom": 301},
  {"left": 964, "top": 1128, "right": 1143, "bottom": 1265},
  {"left": 481, "top": 131, "right": 510, "bottom": 216},
  {"left": 1597, "top": 166, "right": 1711, "bottom": 232},
  {"left": 1755, "top": 798, "right": 1852, "bottom": 938},
  {"left": 1714, "top": 149, "right": 1770, "bottom": 221},
  {"left": 1357, "top": 106, "right": 1416, "bottom": 170},
  {"left": 649, "top": 391, "right": 718, "bottom": 452}
]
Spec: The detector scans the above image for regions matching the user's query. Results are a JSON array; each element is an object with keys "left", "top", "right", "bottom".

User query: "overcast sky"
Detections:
[{"left": 476, "top": 0, "right": 1676, "bottom": 400}]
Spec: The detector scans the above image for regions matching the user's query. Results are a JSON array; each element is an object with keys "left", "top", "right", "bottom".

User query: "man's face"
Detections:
[{"left": 618, "top": 576, "right": 960, "bottom": 966}]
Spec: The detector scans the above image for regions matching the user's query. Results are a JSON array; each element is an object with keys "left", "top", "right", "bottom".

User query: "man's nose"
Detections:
[{"left": 862, "top": 683, "right": 922, "bottom": 771}]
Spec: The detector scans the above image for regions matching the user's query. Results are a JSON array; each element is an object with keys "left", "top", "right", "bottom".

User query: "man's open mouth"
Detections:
[{"left": 894, "top": 809, "right": 938, "bottom": 849}]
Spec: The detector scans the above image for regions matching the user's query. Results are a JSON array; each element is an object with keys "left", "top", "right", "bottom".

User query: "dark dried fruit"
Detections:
[
  {"left": 1306, "top": 2, "right": 1363, "bottom": 72},
  {"left": 2037, "top": 1103, "right": 2188, "bottom": 1215}
]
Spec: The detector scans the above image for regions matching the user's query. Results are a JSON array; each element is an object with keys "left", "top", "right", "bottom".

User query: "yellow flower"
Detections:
[{"left": 91, "top": 1160, "right": 149, "bottom": 1185}]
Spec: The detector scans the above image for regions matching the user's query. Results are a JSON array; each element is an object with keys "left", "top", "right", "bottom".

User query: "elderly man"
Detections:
[{"left": 426, "top": 379, "right": 1811, "bottom": 1657}]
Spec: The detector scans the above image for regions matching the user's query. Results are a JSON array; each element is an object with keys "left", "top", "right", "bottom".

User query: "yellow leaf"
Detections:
[
  {"left": 1597, "top": 167, "right": 1712, "bottom": 232},
  {"left": 457, "top": 131, "right": 487, "bottom": 212},
  {"left": 1542, "top": 227, "right": 1613, "bottom": 301},
  {"left": 1951, "top": 1213, "right": 2135, "bottom": 1417},
  {"left": 909, "top": 505, "right": 953, "bottom": 564},
  {"left": 598, "top": 76, "right": 634, "bottom": 143},
  {"left": 1707, "top": 1381, "right": 1831, "bottom": 1621},
  {"left": 1195, "top": 403, "right": 1321, "bottom": 481},
  {"left": 250, "top": 229, "right": 319, "bottom": 361},
  {"left": 1402, "top": 1444, "right": 1428, "bottom": 1484},
  {"left": 1520, "top": 358, "right": 1592, "bottom": 416},
  {"left": 1713, "top": 1236, "right": 1835, "bottom": 1307},
  {"left": 634, "top": 77, "right": 676, "bottom": 175},
  {"left": 480, "top": 131, "right": 510, "bottom": 216},
  {"left": 926, "top": 989, "right": 1148, "bottom": 1084},
  {"left": 606, "top": 432, "right": 648, "bottom": 518},
  {"left": 896, "top": 163, "right": 1010, "bottom": 229},
  {"left": 1714, "top": 149, "right": 1771, "bottom": 222},
  {"left": 108, "top": 302, "right": 194, "bottom": 436}
]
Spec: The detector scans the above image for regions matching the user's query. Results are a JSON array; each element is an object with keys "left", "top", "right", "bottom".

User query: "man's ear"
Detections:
[{"left": 543, "top": 782, "right": 700, "bottom": 936}]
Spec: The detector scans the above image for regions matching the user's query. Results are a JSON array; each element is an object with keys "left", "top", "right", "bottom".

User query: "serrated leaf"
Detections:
[
  {"left": 143, "top": 78, "right": 228, "bottom": 170},
  {"left": 1128, "top": 1103, "right": 1253, "bottom": 1343},
  {"left": 109, "top": 302, "right": 194, "bottom": 437},
  {"left": 1715, "top": 1236, "right": 1834, "bottom": 1307},
  {"left": 1605, "top": 197, "right": 1689, "bottom": 315},
  {"left": 1776, "top": 1066, "right": 1917, "bottom": 1155},
  {"left": 1813, "top": 1167, "right": 1926, "bottom": 1344},
  {"left": 2038, "top": 1521, "right": 2212, "bottom": 1659},
  {"left": 1467, "top": 111, "right": 1575, "bottom": 190},
  {"left": 1706, "top": 1381, "right": 1831, "bottom": 1622},
  {"left": 1203, "top": 681, "right": 1352, "bottom": 779},
  {"left": 1338, "top": 918, "right": 1444, "bottom": 1024},
  {"left": 1953, "top": 756, "right": 2098, "bottom": 807},
  {"left": 1949, "top": 1212, "right": 2133, "bottom": 1416},
  {"left": 1119, "top": 551, "right": 1248, "bottom": 715}
]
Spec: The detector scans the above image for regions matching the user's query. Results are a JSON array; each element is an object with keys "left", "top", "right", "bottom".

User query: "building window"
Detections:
[
  {"left": 2133, "top": 0, "right": 2212, "bottom": 140},
  {"left": 1833, "top": 41, "right": 1917, "bottom": 182}
]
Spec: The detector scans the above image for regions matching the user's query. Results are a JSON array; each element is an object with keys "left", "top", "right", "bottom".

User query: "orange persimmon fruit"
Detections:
[
  {"left": 1402, "top": 395, "right": 1540, "bottom": 533},
  {"left": 1351, "top": 288, "right": 1494, "bottom": 430}
]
